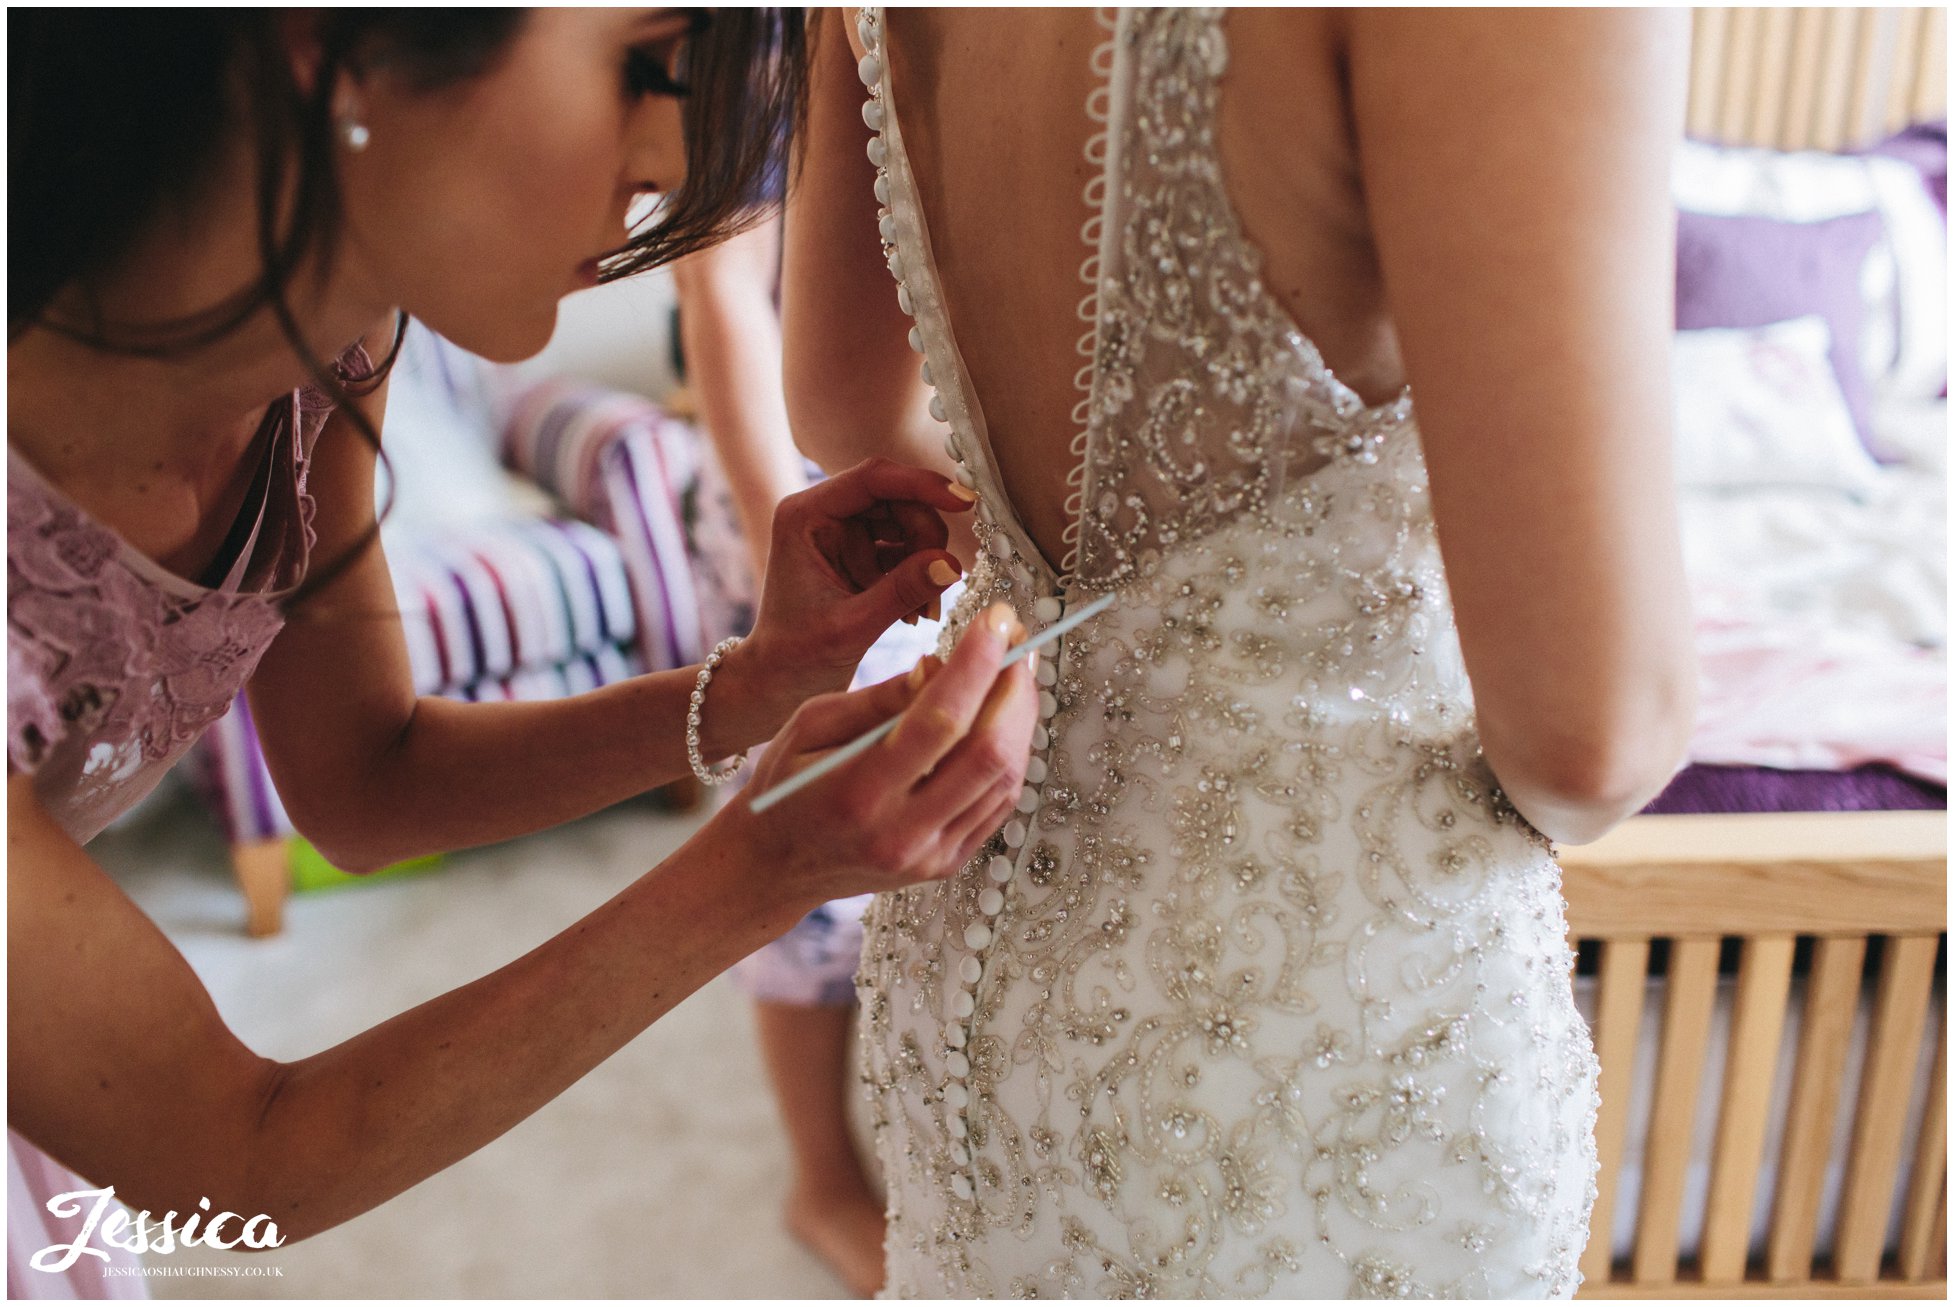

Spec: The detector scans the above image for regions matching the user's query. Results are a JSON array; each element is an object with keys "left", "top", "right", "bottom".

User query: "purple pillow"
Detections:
[
  {"left": 1861, "top": 120, "right": 1947, "bottom": 400},
  {"left": 1862, "top": 120, "right": 1947, "bottom": 219},
  {"left": 1674, "top": 207, "right": 1889, "bottom": 460}
]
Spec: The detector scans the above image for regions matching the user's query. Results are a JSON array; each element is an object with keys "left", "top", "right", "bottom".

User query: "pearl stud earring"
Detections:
[{"left": 338, "top": 115, "right": 370, "bottom": 153}]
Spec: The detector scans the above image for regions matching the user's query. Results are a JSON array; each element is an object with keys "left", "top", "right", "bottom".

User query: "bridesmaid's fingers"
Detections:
[
  {"left": 940, "top": 782, "right": 1020, "bottom": 875},
  {"left": 877, "top": 604, "right": 1017, "bottom": 785},
  {"left": 909, "top": 646, "right": 1035, "bottom": 814},
  {"left": 880, "top": 498, "right": 950, "bottom": 554}
]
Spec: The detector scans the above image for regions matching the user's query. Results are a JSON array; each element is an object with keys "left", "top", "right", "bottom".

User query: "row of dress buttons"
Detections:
[
  {"left": 936, "top": 588, "right": 1064, "bottom": 1205},
  {"left": 860, "top": 7, "right": 1063, "bottom": 1207}
]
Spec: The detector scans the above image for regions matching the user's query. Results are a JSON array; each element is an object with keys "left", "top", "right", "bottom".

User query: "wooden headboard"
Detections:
[{"left": 1689, "top": 7, "right": 1946, "bottom": 149}]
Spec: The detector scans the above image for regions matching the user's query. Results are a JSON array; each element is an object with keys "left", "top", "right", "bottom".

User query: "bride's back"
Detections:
[
  {"left": 856, "top": 7, "right": 1403, "bottom": 576},
  {"left": 791, "top": 6, "right": 1698, "bottom": 845}
]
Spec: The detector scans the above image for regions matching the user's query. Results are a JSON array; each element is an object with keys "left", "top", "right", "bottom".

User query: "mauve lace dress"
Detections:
[{"left": 7, "top": 350, "right": 364, "bottom": 1297}]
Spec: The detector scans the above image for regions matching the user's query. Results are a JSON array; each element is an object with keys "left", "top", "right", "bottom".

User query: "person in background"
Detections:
[
  {"left": 670, "top": 208, "right": 969, "bottom": 1297},
  {"left": 8, "top": 10, "right": 1028, "bottom": 1297}
]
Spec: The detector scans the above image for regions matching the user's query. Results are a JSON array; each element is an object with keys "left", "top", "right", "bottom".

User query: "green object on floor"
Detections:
[{"left": 288, "top": 836, "right": 447, "bottom": 892}]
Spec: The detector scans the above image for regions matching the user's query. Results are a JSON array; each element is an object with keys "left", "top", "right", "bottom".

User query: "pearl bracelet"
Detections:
[{"left": 686, "top": 635, "right": 750, "bottom": 786}]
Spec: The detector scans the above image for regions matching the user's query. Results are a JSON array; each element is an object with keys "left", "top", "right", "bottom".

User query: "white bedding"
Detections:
[{"left": 1677, "top": 396, "right": 1947, "bottom": 783}]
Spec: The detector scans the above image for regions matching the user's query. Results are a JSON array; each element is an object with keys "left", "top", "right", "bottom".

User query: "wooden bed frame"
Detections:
[
  {"left": 1563, "top": 814, "right": 1945, "bottom": 1297},
  {"left": 1568, "top": 10, "right": 1947, "bottom": 1296}
]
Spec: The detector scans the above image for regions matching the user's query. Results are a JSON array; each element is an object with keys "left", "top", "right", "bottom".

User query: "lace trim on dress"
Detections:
[{"left": 1055, "top": 9, "right": 1123, "bottom": 594}]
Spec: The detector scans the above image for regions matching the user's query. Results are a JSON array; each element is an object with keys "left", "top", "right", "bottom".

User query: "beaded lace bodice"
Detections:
[{"left": 853, "top": 8, "right": 1600, "bottom": 1298}]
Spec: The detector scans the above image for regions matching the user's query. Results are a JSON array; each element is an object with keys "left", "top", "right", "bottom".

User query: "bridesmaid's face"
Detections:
[{"left": 334, "top": 8, "right": 691, "bottom": 362}]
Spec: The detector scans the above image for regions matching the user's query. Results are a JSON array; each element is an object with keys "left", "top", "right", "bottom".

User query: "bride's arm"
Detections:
[
  {"left": 1341, "top": 9, "right": 1698, "bottom": 845},
  {"left": 781, "top": 7, "right": 979, "bottom": 572}
]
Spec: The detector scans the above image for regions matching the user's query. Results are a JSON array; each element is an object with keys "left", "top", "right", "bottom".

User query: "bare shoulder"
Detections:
[{"left": 1338, "top": 9, "right": 1690, "bottom": 137}]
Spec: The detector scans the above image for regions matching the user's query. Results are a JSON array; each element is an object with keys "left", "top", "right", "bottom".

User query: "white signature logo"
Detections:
[{"left": 31, "top": 1187, "right": 284, "bottom": 1272}]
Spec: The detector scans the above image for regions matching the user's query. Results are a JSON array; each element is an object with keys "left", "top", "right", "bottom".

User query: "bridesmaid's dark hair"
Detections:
[{"left": 8, "top": 7, "right": 807, "bottom": 610}]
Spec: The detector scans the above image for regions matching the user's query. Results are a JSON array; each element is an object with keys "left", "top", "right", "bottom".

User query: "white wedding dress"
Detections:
[{"left": 851, "top": 8, "right": 1602, "bottom": 1297}]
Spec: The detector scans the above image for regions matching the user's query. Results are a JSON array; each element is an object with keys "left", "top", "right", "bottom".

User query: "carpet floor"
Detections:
[{"left": 88, "top": 789, "right": 865, "bottom": 1299}]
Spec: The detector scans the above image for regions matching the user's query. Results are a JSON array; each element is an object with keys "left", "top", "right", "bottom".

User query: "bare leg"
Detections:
[{"left": 753, "top": 999, "right": 887, "bottom": 1297}]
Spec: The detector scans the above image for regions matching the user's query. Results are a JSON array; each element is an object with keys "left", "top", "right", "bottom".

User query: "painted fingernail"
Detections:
[
  {"left": 928, "top": 559, "right": 961, "bottom": 586},
  {"left": 984, "top": 601, "right": 1014, "bottom": 641},
  {"left": 945, "top": 482, "right": 979, "bottom": 503}
]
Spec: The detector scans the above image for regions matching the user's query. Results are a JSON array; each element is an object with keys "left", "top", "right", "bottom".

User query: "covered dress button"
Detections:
[
  {"left": 949, "top": 1141, "right": 970, "bottom": 1166},
  {"left": 1015, "top": 786, "right": 1039, "bottom": 814},
  {"left": 948, "top": 1115, "right": 968, "bottom": 1139},
  {"left": 960, "top": 954, "right": 984, "bottom": 983},
  {"left": 1035, "top": 659, "right": 1057, "bottom": 688},
  {"left": 946, "top": 1051, "right": 970, "bottom": 1079},
  {"left": 908, "top": 326, "right": 925, "bottom": 352},
  {"left": 978, "top": 887, "right": 1004, "bottom": 916},
  {"left": 1024, "top": 757, "right": 1048, "bottom": 784},
  {"left": 1038, "top": 690, "right": 1058, "bottom": 718},
  {"left": 857, "top": 14, "right": 874, "bottom": 47},
  {"left": 963, "top": 922, "right": 992, "bottom": 949},
  {"left": 878, "top": 213, "right": 896, "bottom": 243},
  {"left": 954, "top": 464, "right": 974, "bottom": 488},
  {"left": 857, "top": 53, "right": 882, "bottom": 86},
  {"left": 862, "top": 99, "right": 885, "bottom": 131},
  {"left": 946, "top": 1023, "right": 967, "bottom": 1048},
  {"left": 1032, "top": 725, "right": 1049, "bottom": 750},
  {"left": 897, "top": 285, "right": 914, "bottom": 315},
  {"left": 921, "top": 360, "right": 934, "bottom": 385},
  {"left": 987, "top": 855, "right": 1013, "bottom": 884},
  {"left": 951, "top": 1173, "right": 974, "bottom": 1200},
  {"left": 1034, "top": 595, "right": 1063, "bottom": 623},
  {"left": 928, "top": 394, "right": 947, "bottom": 422},
  {"left": 952, "top": 989, "right": 975, "bottom": 1018},
  {"left": 943, "top": 431, "right": 959, "bottom": 462},
  {"left": 1002, "top": 819, "right": 1027, "bottom": 848},
  {"left": 989, "top": 532, "right": 1013, "bottom": 561},
  {"left": 873, "top": 174, "right": 891, "bottom": 205},
  {"left": 946, "top": 1083, "right": 970, "bottom": 1111},
  {"left": 886, "top": 250, "right": 903, "bottom": 280},
  {"left": 868, "top": 138, "right": 888, "bottom": 169}
]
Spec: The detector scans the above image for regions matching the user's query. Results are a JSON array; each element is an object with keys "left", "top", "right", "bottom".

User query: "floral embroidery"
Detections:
[{"left": 854, "top": 8, "right": 1598, "bottom": 1298}]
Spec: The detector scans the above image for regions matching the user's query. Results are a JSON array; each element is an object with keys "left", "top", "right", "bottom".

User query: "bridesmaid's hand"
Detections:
[
  {"left": 729, "top": 601, "right": 1038, "bottom": 909},
  {"left": 744, "top": 456, "right": 973, "bottom": 705}
]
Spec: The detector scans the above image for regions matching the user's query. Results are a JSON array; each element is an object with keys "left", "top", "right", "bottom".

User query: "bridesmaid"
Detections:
[{"left": 8, "top": 9, "right": 1036, "bottom": 1296}]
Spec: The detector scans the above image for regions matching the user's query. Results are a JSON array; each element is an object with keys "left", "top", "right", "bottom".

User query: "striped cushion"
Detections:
[
  {"left": 388, "top": 517, "right": 637, "bottom": 695},
  {"left": 502, "top": 380, "right": 706, "bottom": 672},
  {"left": 195, "top": 640, "right": 646, "bottom": 843}
]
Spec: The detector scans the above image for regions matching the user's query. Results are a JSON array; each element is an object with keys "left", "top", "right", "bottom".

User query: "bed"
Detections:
[{"left": 1566, "top": 8, "right": 1947, "bottom": 1297}]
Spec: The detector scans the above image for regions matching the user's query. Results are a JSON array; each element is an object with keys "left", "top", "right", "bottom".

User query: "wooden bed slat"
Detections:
[
  {"left": 1633, "top": 936, "right": 1723, "bottom": 1283},
  {"left": 1579, "top": 1272, "right": 1947, "bottom": 1298},
  {"left": 1702, "top": 935, "right": 1799, "bottom": 1283},
  {"left": 1719, "top": 7, "right": 1766, "bottom": 143},
  {"left": 1782, "top": 8, "right": 1832, "bottom": 149},
  {"left": 1844, "top": 7, "right": 1886, "bottom": 145},
  {"left": 1898, "top": 1020, "right": 1946, "bottom": 1283},
  {"left": 1917, "top": 8, "right": 1948, "bottom": 123},
  {"left": 1884, "top": 8, "right": 1929, "bottom": 136},
  {"left": 1747, "top": 8, "right": 1798, "bottom": 145},
  {"left": 1691, "top": 9, "right": 1734, "bottom": 141},
  {"left": 1557, "top": 812, "right": 1944, "bottom": 938},
  {"left": 1767, "top": 934, "right": 1869, "bottom": 1282},
  {"left": 1835, "top": 934, "right": 1941, "bottom": 1282},
  {"left": 1810, "top": 7, "right": 1864, "bottom": 150},
  {"left": 1582, "top": 937, "right": 1652, "bottom": 1285}
]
